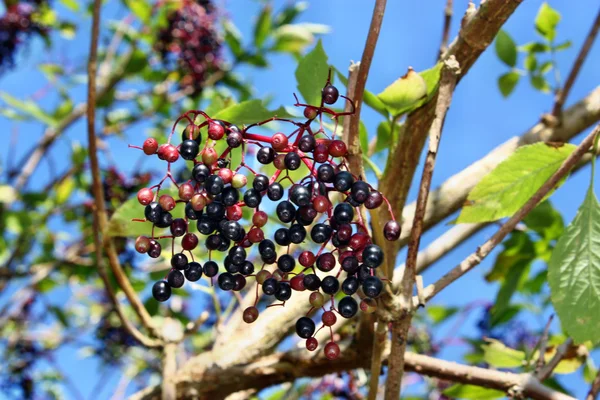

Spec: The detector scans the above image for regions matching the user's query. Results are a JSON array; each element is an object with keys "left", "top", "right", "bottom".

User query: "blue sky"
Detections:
[{"left": 1, "top": 0, "right": 600, "bottom": 398}]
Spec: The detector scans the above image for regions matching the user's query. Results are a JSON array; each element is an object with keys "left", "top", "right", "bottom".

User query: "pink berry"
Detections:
[
  {"left": 158, "top": 194, "right": 176, "bottom": 211},
  {"left": 208, "top": 121, "right": 225, "bottom": 140},
  {"left": 178, "top": 183, "right": 194, "bottom": 201},
  {"left": 271, "top": 132, "right": 288, "bottom": 151},
  {"left": 137, "top": 188, "right": 154, "bottom": 205}
]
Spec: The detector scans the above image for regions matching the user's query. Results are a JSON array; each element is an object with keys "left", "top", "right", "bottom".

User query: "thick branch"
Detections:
[
  {"left": 418, "top": 124, "right": 600, "bottom": 306},
  {"left": 438, "top": 0, "right": 454, "bottom": 59},
  {"left": 551, "top": 8, "right": 600, "bottom": 117}
]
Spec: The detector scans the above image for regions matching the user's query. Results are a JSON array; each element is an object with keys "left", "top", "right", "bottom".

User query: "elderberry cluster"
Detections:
[
  {"left": 155, "top": 0, "right": 222, "bottom": 95},
  {"left": 131, "top": 73, "right": 400, "bottom": 359},
  {"left": 0, "top": 1, "right": 49, "bottom": 73}
]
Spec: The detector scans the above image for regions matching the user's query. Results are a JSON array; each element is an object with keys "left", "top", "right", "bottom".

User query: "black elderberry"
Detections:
[
  {"left": 274, "top": 227, "right": 291, "bottom": 246},
  {"left": 257, "top": 147, "right": 276, "bottom": 164},
  {"left": 351, "top": 181, "right": 370, "bottom": 204},
  {"left": 229, "top": 245, "right": 247, "bottom": 265},
  {"left": 206, "top": 201, "right": 225, "bottom": 221},
  {"left": 362, "top": 244, "right": 384, "bottom": 268},
  {"left": 170, "top": 218, "right": 187, "bottom": 237},
  {"left": 145, "top": 202, "right": 163, "bottom": 224},
  {"left": 233, "top": 274, "right": 247, "bottom": 291},
  {"left": 221, "top": 186, "right": 240, "bottom": 207},
  {"left": 240, "top": 261, "right": 255, "bottom": 276},
  {"left": 289, "top": 185, "right": 311, "bottom": 207},
  {"left": 333, "top": 202, "right": 354, "bottom": 224},
  {"left": 267, "top": 182, "right": 284, "bottom": 201},
  {"left": 321, "top": 276, "right": 340, "bottom": 295},
  {"left": 295, "top": 316, "right": 315, "bottom": 339},
  {"left": 284, "top": 152, "right": 301, "bottom": 170},
  {"left": 243, "top": 188, "right": 262, "bottom": 208},
  {"left": 303, "top": 274, "right": 321, "bottom": 291},
  {"left": 226, "top": 131, "right": 243, "bottom": 148},
  {"left": 205, "top": 175, "right": 224, "bottom": 195},
  {"left": 275, "top": 282, "right": 292, "bottom": 301},
  {"left": 317, "top": 164, "right": 335, "bottom": 183},
  {"left": 252, "top": 174, "right": 270, "bottom": 192},
  {"left": 298, "top": 135, "right": 316, "bottom": 152},
  {"left": 217, "top": 158, "right": 230, "bottom": 168},
  {"left": 185, "top": 203, "right": 202, "bottom": 220},
  {"left": 197, "top": 215, "right": 217, "bottom": 235},
  {"left": 362, "top": 276, "right": 383, "bottom": 298},
  {"left": 334, "top": 171, "right": 354, "bottom": 192},
  {"left": 206, "top": 234, "right": 223, "bottom": 250},
  {"left": 222, "top": 220, "right": 243, "bottom": 241},
  {"left": 224, "top": 256, "right": 240, "bottom": 273},
  {"left": 155, "top": 211, "right": 174, "bottom": 228},
  {"left": 262, "top": 277, "right": 279, "bottom": 295},
  {"left": 192, "top": 163, "right": 211, "bottom": 183},
  {"left": 288, "top": 223, "right": 306, "bottom": 244},
  {"left": 180, "top": 139, "right": 200, "bottom": 160},
  {"left": 171, "top": 253, "right": 189, "bottom": 270},
  {"left": 203, "top": 260, "right": 219, "bottom": 277},
  {"left": 357, "top": 265, "right": 371, "bottom": 283},
  {"left": 311, "top": 223, "right": 333, "bottom": 244},
  {"left": 184, "top": 262, "right": 203, "bottom": 282},
  {"left": 218, "top": 272, "right": 235, "bottom": 291},
  {"left": 167, "top": 270, "right": 185, "bottom": 288},
  {"left": 276, "top": 201, "right": 296, "bottom": 223},
  {"left": 217, "top": 235, "right": 231, "bottom": 252},
  {"left": 322, "top": 85, "right": 339, "bottom": 104},
  {"left": 342, "top": 276, "right": 360, "bottom": 295},
  {"left": 338, "top": 296, "right": 358, "bottom": 318},
  {"left": 152, "top": 281, "right": 171, "bottom": 302},
  {"left": 341, "top": 256, "right": 360, "bottom": 274},
  {"left": 277, "top": 254, "right": 296, "bottom": 273}
]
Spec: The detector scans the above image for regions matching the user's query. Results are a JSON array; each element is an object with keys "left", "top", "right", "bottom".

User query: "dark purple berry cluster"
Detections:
[
  {"left": 130, "top": 73, "right": 401, "bottom": 359},
  {"left": 155, "top": 0, "right": 222, "bottom": 95},
  {"left": 0, "top": 1, "right": 49, "bottom": 73}
]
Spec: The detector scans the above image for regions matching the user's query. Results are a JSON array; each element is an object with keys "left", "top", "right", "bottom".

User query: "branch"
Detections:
[
  {"left": 162, "top": 343, "right": 178, "bottom": 399},
  {"left": 86, "top": 0, "right": 160, "bottom": 343},
  {"left": 418, "top": 124, "right": 600, "bottom": 306},
  {"left": 587, "top": 366, "right": 600, "bottom": 400},
  {"left": 537, "top": 338, "right": 574, "bottom": 381},
  {"left": 438, "top": 0, "right": 454, "bottom": 59},
  {"left": 372, "top": 0, "right": 524, "bottom": 276},
  {"left": 129, "top": 345, "right": 575, "bottom": 400},
  {"left": 535, "top": 315, "right": 555, "bottom": 376},
  {"left": 551, "top": 8, "right": 600, "bottom": 117},
  {"left": 399, "top": 85, "right": 600, "bottom": 247},
  {"left": 385, "top": 57, "right": 460, "bottom": 400},
  {"left": 346, "top": 0, "right": 387, "bottom": 177}
]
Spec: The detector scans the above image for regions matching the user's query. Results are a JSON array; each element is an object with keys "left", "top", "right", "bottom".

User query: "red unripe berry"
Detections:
[
  {"left": 317, "top": 252, "right": 336, "bottom": 272},
  {"left": 328, "top": 140, "right": 348, "bottom": 157},
  {"left": 231, "top": 174, "right": 247, "bottom": 189},
  {"left": 290, "top": 274, "right": 306, "bottom": 291},
  {"left": 157, "top": 144, "right": 168, "bottom": 160},
  {"left": 202, "top": 147, "right": 218, "bottom": 165},
  {"left": 142, "top": 138, "right": 158, "bottom": 155},
  {"left": 191, "top": 193, "right": 207, "bottom": 211},
  {"left": 252, "top": 211, "right": 268, "bottom": 227},
  {"left": 312, "top": 195, "right": 330, "bottom": 213},
  {"left": 179, "top": 183, "right": 195, "bottom": 201},
  {"left": 324, "top": 342, "right": 340, "bottom": 360},
  {"left": 322, "top": 310, "right": 337, "bottom": 326},
  {"left": 306, "top": 337, "right": 318, "bottom": 351},
  {"left": 271, "top": 132, "right": 289, "bottom": 151},
  {"left": 313, "top": 143, "right": 329, "bottom": 163},
  {"left": 349, "top": 232, "right": 371, "bottom": 250},
  {"left": 208, "top": 121, "right": 225, "bottom": 140},
  {"left": 299, "top": 251, "right": 316, "bottom": 267},
  {"left": 247, "top": 227, "right": 264, "bottom": 243},
  {"left": 243, "top": 306, "right": 259, "bottom": 323},
  {"left": 137, "top": 188, "right": 154, "bottom": 205},
  {"left": 256, "top": 270, "right": 271, "bottom": 284},
  {"left": 337, "top": 223, "right": 353, "bottom": 241},
  {"left": 163, "top": 144, "right": 179, "bottom": 163},
  {"left": 273, "top": 154, "right": 286, "bottom": 170},
  {"left": 158, "top": 194, "right": 176, "bottom": 211},
  {"left": 226, "top": 204, "right": 243, "bottom": 221},
  {"left": 218, "top": 168, "right": 233, "bottom": 184},
  {"left": 304, "top": 106, "right": 318, "bottom": 119},
  {"left": 135, "top": 236, "right": 151, "bottom": 253},
  {"left": 181, "top": 233, "right": 198, "bottom": 250}
]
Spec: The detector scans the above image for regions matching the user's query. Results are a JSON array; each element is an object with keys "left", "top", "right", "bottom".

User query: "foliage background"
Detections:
[{"left": 1, "top": 0, "right": 599, "bottom": 398}]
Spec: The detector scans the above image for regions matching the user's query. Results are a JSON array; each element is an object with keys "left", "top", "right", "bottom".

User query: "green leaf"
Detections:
[
  {"left": 482, "top": 338, "right": 526, "bottom": 368},
  {"left": 524, "top": 53, "right": 537, "bottom": 72},
  {"left": 223, "top": 20, "right": 244, "bottom": 58},
  {"left": 254, "top": 5, "right": 272, "bottom": 48},
  {"left": 49, "top": 306, "right": 70, "bottom": 327},
  {"left": 443, "top": 384, "right": 504, "bottom": 399},
  {"left": 335, "top": 69, "right": 388, "bottom": 117},
  {"left": 524, "top": 200, "right": 564, "bottom": 240},
  {"left": 539, "top": 61, "right": 553, "bottom": 75},
  {"left": 549, "top": 188, "right": 600, "bottom": 344},
  {"left": 554, "top": 40, "right": 572, "bottom": 51},
  {"left": 125, "top": 49, "right": 149, "bottom": 75},
  {"left": 498, "top": 71, "right": 520, "bottom": 97},
  {"left": 124, "top": 0, "right": 151, "bottom": 24},
  {"left": 0, "top": 185, "right": 17, "bottom": 203},
  {"left": 495, "top": 30, "right": 517, "bottom": 67},
  {"left": 212, "top": 100, "right": 295, "bottom": 126},
  {"left": 457, "top": 142, "right": 576, "bottom": 223},
  {"left": 274, "top": 1, "right": 308, "bottom": 26},
  {"left": 377, "top": 68, "right": 427, "bottom": 116},
  {"left": 535, "top": 3, "right": 561, "bottom": 41},
  {"left": 359, "top": 121, "right": 368, "bottom": 153},
  {"left": 492, "top": 259, "right": 530, "bottom": 322},
  {"left": 0, "top": 92, "right": 57, "bottom": 126},
  {"left": 295, "top": 40, "right": 329, "bottom": 106},
  {"left": 375, "top": 121, "right": 392, "bottom": 154},
  {"left": 530, "top": 74, "right": 552, "bottom": 93},
  {"left": 55, "top": 177, "right": 75, "bottom": 204},
  {"left": 54, "top": 97, "right": 74, "bottom": 120},
  {"left": 426, "top": 305, "right": 458, "bottom": 324},
  {"left": 59, "top": 0, "right": 79, "bottom": 12},
  {"left": 519, "top": 42, "right": 551, "bottom": 53}
]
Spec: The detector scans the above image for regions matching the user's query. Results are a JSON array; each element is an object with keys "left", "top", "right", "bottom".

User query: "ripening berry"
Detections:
[
  {"left": 252, "top": 211, "right": 268, "bottom": 227},
  {"left": 328, "top": 140, "right": 347, "bottom": 157},
  {"left": 303, "top": 106, "right": 318, "bottom": 119},
  {"left": 255, "top": 269, "right": 271, "bottom": 284},
  {"left": 178, "top": 183, "right": 194, "bottom": 201},
  {"left": 273, "top": 154, "right": 286, "bottom": 170},
  {"left": 322, "top": 310, "right": 337, "bottom": 326},
  {"left": 247, "top": 227, "right": 264, "bottom": 243},
  {"left": 312, "top": 195, "right": 330, "bottom": 213},
  {"left": 191, "top": 193, "right": 207, "bottom": 211},
  {"left": 306, "top": 337, "right": 319, "bottom": 351},
  {"left": 162, "top": 144, "right": 180, "bottom": 163},
  {"left": 231, "top": 174, "right": 247, "bottom": 189},
  {"left": 182, "top": 233, "right": 199, "bottom": 250},
  {"left": 202, "top": 147, "right": 218, "bottom": 165},
  {"left": 384, "top": 220, "right": 401, "bottom": 241},
  {"left": 218, "top": 168, "right": 233, "bottom": 184},
  {"left": 243, "top": 306, "right": 259, "bottom": 323},
  {"left": 208, "top": 121, "right": 225, "bottom": 140},
  {"left": 365, "top": 191, "right": 384, "bottom": 209},
  {"left": 309, "top": 292, "right": 325, "bottom": 308},
  {"left": 143, "top": 138, "right": 159, "bottom": 155},
  {"left": 137, "top": 188, "right": 154, "bottom": 205},
  {"left": 290, "top": 274, "right": 305, "bottom": 291},
  {"left": 271, "top": 132, "right": 288, "bottom": 151},
  {"left": 299, "top": 251, "right": 315, "bottom": 267},
  {"left": 226, "top": 204, "right": 243, "bottom": 221},
  {"left": 349, "top": 232, "right": 370, "bottom": 251},
  {"left": 324, "top": 341, "right": 340, "bottom": 360},
  {"left": 226, "top": 131, "right": 243, "bottom": 148},
  {"left": 135, "top": 236, "right": 151, "bottom": 253},
  {"left": 313, "top": 143, "right": 329, "bottom": 163},
  {"left": 159, "top": 194, "right": 176, "bottom": 211}
]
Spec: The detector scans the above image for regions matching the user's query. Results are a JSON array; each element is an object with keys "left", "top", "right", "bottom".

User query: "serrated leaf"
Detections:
[
  {"left": 426, "top": 305, "right": 458, "bottom": 324},
  {"left": 124, "top": 0, "right": 151, "bottom": 24},
  {"left": 498, "top": 71, "right": 520, "bottom": 97},
  {"left": 0, "top": 92, "right": 57, "bottom": 126},
  {"left": 495, "top": 30, "right": 517, "bottom": 67},
  {"left": 295, "top": 40, "right": 329, "bottom": 106},
  {"left": 443, "top": 384, "right": 504, "bottom": 399},
  {"left": 212, "top": 100, "right": 295, "bottom": 126},
  {"left": 254, "top": 5, "right": 272, "bottom": 48},
  {"left": 377, "top": 68, "right": 427, "bottom": 116},
  {"left": 457, "top": 142, "right": 576, "bottom": 223},
  {"left": 548, "top": 188, "right": 600, "bottom": 344},
  {"left": 482, "top": 338, "right": 526, "bottom": 368},
  {"left": 535, "top": 3, "right": 561, "bottom": 41}
]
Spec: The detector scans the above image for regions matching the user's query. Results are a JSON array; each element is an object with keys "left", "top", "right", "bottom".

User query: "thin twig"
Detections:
[
  {"left": 438, "top": 0, "right": 454, "bottom": 59},
  {"left": 586, "top": 366, "right": 600, "bottom": 400},
  {"left": 384, "top": 58, "right": 460, "bottom": 400},
  {"left": 534, "top": 315, "right": 555, "bottom": 375},
  {"left": 551, "top": 8, "right": 600, "bottom": 117},
  {"left": 86, "top": 0, "right": 160, "bottom": 344},
  {"left": 537, "top": 338, "right": 574, "bottom": 381},
  {"left": 419, "top": 124, "right": 600, "bottom": 306}
]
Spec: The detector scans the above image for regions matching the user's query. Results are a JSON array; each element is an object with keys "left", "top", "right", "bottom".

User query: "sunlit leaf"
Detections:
[
  {"left": 498, "top": 71, "right": 520, "bottom": 97},
  {"left": 295, "top": 39, "right": 329, "bottom": 106},
  {"left": 535, "top": 3, "right": 561, "bottom": 41},
  {"left": 495, "top": 30, "right": 517, "bottom": 67},
  {"left": 482, "top": 338, "right": 526, "bottom": 368}
]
